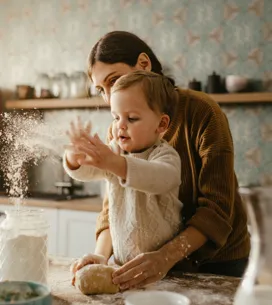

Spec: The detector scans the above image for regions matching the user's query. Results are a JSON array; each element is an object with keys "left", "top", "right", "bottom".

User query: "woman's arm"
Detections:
[{"left": 112, "top": 226, "right": 207, "bottom": 289}]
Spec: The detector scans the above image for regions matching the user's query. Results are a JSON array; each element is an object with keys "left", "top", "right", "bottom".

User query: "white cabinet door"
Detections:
[
  {"left": 0, "top": 204, "right": 58, "bottom": 256},
  {"left": 57, "top": 210, "right": 99, "bottom": 258}
]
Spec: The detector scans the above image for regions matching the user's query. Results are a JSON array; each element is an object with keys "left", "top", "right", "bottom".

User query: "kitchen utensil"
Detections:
[
  {"left": 225, "top": 75, "right": 248, "bottom": 93},
  {"left": 125, "top": 290, "right": 190, "bottom": 305},
  {"left": 0, "top": 281, "right": 51, "bottom": 305}
]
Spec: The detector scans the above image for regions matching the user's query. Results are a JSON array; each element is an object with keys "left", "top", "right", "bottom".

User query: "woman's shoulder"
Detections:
[
  {"left": 178, "top": 88, "right": 222, "bottom": 113},
  {"left": 177, "top": 88, "right": 227, "bottom": 123}
]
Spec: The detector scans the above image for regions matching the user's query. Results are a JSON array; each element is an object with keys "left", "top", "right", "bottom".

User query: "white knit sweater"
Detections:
[{"left": 64, "top": 140, "right": 183, "bottom": 265}]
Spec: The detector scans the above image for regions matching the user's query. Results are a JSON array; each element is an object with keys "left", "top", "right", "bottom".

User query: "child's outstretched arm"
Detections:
[
  {"left": 75, "top": 133, "right": 127, "bottom": 180},
  {"left": 120, "top": 145, "right": 181, "bottom": 194}
]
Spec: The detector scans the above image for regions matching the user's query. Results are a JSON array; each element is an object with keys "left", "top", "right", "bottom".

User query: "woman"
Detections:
[{"left": 72, "top": 31, "right": 250, "bottom": 290}]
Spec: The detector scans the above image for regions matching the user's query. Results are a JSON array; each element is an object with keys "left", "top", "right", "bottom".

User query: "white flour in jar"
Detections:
[{"left": 0, "top": 234, "right": 48, "bottom": 284}]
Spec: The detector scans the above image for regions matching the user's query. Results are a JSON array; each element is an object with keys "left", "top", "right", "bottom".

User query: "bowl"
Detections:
[
  {"left": 0, "top": 281, "right": 51, "bottom": 305},
  {"left": 124, "top": 290, "right": 190, "bottom": 305},
  {"left": 225, "top": 75, "right": 248, "bottom": 93}
]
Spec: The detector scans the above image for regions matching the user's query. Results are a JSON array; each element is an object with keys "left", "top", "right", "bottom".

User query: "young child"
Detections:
[{"left": 64, "top": 71, "right": 183, "bottom": 267}]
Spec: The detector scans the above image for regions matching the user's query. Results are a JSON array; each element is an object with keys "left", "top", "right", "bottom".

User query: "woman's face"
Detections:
[{"left": 91, "top": 61, "right": 138, "bottom": 104}]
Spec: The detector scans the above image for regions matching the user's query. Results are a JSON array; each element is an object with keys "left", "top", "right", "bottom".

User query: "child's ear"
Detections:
[{"left": 157, "top": 114, "right": 170, "bottom": 134}]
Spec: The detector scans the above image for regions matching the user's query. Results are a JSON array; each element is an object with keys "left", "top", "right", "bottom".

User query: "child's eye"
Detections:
[{"left": 128, "top": 118, "right": 138, "bottom": 122}]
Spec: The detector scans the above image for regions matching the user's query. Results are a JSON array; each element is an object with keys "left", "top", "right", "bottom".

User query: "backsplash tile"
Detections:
[{"left": 0, "top": 0, "right": 271, "bottom": 187}]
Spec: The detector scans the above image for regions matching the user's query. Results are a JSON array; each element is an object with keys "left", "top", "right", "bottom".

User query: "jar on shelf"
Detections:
[
  {"left": 69, "top": 71, "right": 88, "bottom": 98},
  {"left": 35, "top": 73, "right": 52, "bottom": 98},
  {"left": 0, "top": 208, "right": 49, "bottom": 284},
  {"left": 51, "top": 73, "right": 70, "bottom": 99}
]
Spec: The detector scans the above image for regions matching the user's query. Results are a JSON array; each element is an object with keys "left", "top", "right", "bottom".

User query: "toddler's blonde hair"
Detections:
[{"left": 111, "top": 71, "right": 177, "bottom": 121}]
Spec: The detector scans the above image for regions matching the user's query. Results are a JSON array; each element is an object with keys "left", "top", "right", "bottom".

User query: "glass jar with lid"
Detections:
[
  {"left": 51, "top": 73, "right": 70, "bottom": 98},
  {"left": 69, "top": 71, "right": 88, "bottom": 98},
  {"left": 35, "top": 73, "right": 51, "bottom": 98},
  {"left": 0, "top": 208, "right": 49, "bottom": 284}
]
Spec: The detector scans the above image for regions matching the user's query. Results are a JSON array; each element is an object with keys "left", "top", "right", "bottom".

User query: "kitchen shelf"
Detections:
[
  {"left": 5, "top": 92, "right": 272, "bottom": 110},
  {"left": 5, "top": 96, "right": 109, "bottom": 110},
  {"left": 210, "top": 92, "right": 272, "bottom": 104}
]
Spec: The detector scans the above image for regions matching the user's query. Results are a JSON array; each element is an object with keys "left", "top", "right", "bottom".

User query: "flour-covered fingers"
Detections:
[
  {"left": 113, "top": 253, "right": 146, "bottom": 280},
  {"left": 84, "top": 121, "right": 92, "bottom": 134},
  {"left": 76, "top": 116, "right": 84, "bottom": 133},
  {"left": 70, "top": 259, "right": 79, "bottom": 275},
  {"left": 69, "top": 120, "right": 80, "bottom": 140},
  {"left": 64, "top": 144, "right": 81, "bottom": 153},
  {"left": 119, "top": 270, "right": 149, "bottom": 291},
  {"left": 76, "top": 143, "right": 98, "bottom": 157}
]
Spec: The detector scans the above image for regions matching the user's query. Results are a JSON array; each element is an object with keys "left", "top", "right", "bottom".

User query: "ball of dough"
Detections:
[{"left": 74, "top": 264, "right": 119, "bottom": 295}]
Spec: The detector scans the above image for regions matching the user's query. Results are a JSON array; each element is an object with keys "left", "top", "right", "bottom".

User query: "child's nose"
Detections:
[{"left": 118, "top": 120, "right": 127, "bottom": 130}]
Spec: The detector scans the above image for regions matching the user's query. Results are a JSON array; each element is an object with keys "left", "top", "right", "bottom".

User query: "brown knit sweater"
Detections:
[{"left": 96, "top": 89, "right": 250, "bottom": 264}]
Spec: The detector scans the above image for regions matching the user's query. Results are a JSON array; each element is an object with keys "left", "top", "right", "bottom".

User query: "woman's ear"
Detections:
[
  {"left": 135, "top": 53, "right": 152, "bottom": 71},
  {"left": 157, "top": 114, "right": 170, "bottom": 134}
]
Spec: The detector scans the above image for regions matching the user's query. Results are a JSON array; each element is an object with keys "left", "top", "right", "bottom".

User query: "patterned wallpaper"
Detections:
[{"left": 0, "top": 0, "right": 271, "bottom": 187}]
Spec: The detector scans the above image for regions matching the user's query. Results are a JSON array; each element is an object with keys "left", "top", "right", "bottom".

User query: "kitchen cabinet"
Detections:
[{"left": 57, "top": 209, "right": 98, "bottom": 258}]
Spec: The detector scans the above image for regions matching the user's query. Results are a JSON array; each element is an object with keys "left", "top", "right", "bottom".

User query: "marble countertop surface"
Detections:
[{"left": 49, "top": 257, "right": 241, "bottom": 305}]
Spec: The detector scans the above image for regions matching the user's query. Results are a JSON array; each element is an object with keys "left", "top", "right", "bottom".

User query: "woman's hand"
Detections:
[
  {"left": 112, "top": 250, "right": 175, "bottom": 290},
  {"left": 112, "top": 227, "right": 207, "bottom": 290},
  {"left": 70, "top": 253, "right": 107, "bottom": 285}
]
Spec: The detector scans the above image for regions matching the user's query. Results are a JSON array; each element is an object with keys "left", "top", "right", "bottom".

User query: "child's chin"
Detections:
[{"left": 120, "top": 145, "right": 130, "bottom": 152}]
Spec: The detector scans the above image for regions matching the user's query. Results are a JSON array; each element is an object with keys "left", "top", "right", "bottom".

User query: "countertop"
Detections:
[
  {"left": 49, "top": 257, "right": 240, "bottom": 305},
  {"left": 0, "top": 196, "right": 102, "bottom": 212}
]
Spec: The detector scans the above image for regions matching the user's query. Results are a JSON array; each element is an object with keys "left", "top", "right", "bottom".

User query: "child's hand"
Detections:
[
  {"left": 65, "top": 117, "right": 91, "bottom": 169},
  {"left": 70, "top": 254, "right": 107, "bottom": 286},
  {"left": 74, "top": 133, "right": 116, "bottom": 171}
]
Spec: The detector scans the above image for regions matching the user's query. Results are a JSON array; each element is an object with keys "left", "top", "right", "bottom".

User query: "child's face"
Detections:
[{"left": 111, "top": 85, "right": 162, "bottom": 153}]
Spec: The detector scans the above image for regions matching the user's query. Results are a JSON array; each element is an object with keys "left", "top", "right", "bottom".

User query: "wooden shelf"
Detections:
[
  {"left": 210, "top": 92, "right": 272, "bottom": 104},
  {"left": 5, "top": 92, "right": 272, "bottom": 110},
  {"left": 5, "top": 96, "right": 109, "bottom": 110}
]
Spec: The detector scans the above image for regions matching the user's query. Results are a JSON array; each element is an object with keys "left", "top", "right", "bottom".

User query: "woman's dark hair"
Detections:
[{"left": 88, "top": 31, "right": 175, "bottom": 86}]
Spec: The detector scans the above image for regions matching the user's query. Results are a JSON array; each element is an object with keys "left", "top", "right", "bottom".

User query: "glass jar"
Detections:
[
  {"left": 35, "top": 73, "right": 51, "bottom": 98},
  {"left": 69, "top": 71, "right": 88, "bottom": 98},
  {"left": 51, "top": 73, "right": 70, "bottom": 98},
  {"left": 0, "top": 208, "right": 49, "bottom": 284},
  {"left": 234, "top": 187, "right": 272, "bottom": 305}
]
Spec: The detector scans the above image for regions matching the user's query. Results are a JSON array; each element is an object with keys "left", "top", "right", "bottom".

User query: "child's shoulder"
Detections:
[{"left": 149, "top": 139, "right": 180, "bottom": 159}]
